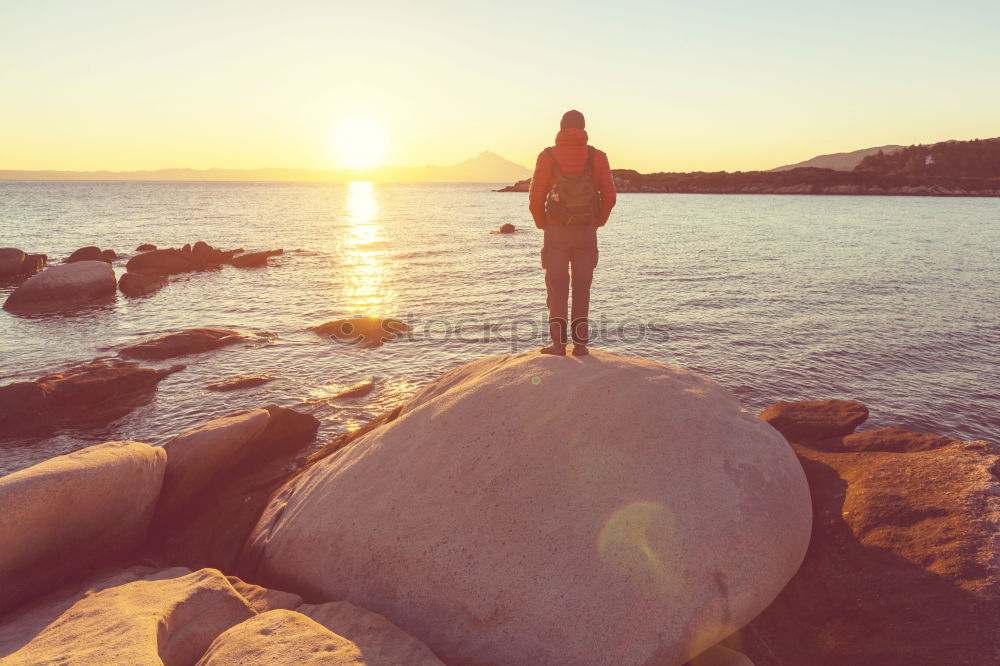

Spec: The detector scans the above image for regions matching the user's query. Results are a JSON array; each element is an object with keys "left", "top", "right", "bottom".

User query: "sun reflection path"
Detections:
[{"left": 341, "top": 181, "right": 396, "bottom": 316}]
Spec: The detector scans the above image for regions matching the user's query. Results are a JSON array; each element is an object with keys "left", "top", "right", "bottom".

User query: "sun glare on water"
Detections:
[{"left": 333, "top": 116, "right": 388, "bottom": 170}]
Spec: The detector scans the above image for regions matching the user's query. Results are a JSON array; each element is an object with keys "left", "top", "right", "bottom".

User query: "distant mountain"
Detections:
[
  {"left": 0, "top": 151, "right": 532, "bottom": 183},
  {"left": 770, "top": 145, "right": 906, "bottom": 172}
]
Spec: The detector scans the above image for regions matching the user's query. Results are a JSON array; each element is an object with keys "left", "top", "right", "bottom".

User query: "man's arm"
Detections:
[
  {"left": 594, "top": 150, "right": 617, "bottom": 227},
  {"left": 528, "top": 151, "right": 552, "bottom": 229}
]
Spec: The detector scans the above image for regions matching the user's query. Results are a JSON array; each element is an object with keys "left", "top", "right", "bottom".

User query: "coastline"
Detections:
[
  {"left": 1, "top": 353, "right": 997, "bottom": 664},
  {"left": 496, "top": 166, "right": 1000, "bottom": 197}
]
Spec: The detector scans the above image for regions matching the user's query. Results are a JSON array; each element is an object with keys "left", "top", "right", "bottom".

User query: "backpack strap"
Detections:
[
  {"left": 544, "top": 147, "right": 562, "bottom": 175},
  {"left": 583, "top": 146, "right": 595, "bottom": 174}
]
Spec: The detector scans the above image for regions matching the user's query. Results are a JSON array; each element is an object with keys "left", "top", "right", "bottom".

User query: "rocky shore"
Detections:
[{"left": 0, "top": 351, "right": 995, "bottom": 665}]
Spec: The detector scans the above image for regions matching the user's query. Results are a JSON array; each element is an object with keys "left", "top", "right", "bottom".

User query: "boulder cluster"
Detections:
[
  {"left": 0, "top": 351, "right": 995, "bottom": 665},
  {"left": 0, "top": 241, "right": 284, "bottom": 310}
]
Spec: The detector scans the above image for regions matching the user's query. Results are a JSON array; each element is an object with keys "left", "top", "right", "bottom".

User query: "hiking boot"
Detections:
[
  {"left": 571, "top": 344, "right": 589, "bottom": 356},
  {"left": 539, "top": 343, "right": 566, "bottom": 356}
]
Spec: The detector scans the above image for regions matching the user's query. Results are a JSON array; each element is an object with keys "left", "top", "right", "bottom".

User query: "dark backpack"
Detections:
[{"left": 544, "top": 147, "right": 601, "bottom": 226}]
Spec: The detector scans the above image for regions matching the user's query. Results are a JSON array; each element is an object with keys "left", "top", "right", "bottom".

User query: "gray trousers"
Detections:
[{"left": 541, "top": 225, "right": 599, "bottom": 345}]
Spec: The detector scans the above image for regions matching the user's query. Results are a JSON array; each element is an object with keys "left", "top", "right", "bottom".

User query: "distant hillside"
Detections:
[
  {"left": 771, "top": 145, "right": 905, "bottom": 172},
  {"left": 0, "top": 151, "right": 531, "bottom": 183},
  {"left": 498, "top": 137, "right": 1000, "bottom": 197},
  {"left": 856, "top": 138, "right": 1000, "bottom": 178}
]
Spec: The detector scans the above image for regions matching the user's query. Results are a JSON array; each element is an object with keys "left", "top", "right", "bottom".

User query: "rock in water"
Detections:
[
  {"left": 3, "top": 260, "right": 117, "bottom": 311},
  {"left": 231, "top": 249, "right": 283, "bottom": 268},
  {"left": 135, "top": 243, "right": 157, "bottom": 252},
  {"left": 119, "top": 328, "right": 244, "bottom": 360},
  {"left": 311, "top": 317, "right": 408, "bottom": 348},
  {"left": 206, "top": 375, "right": 276, "bottom": 392},
  {"left": 125, "top": 248, "right": 202, "bottom": 275},
  {"left": 65, "top": 245, "right": 104, "bottom": 263},
  {"left": 0, "top": 358, "right": 182, "bottom": 435},
  {"left": 244, "top": 351, "right": 812, "bottom": 665},
  {"left": 759, "top": 399, "right": 869, "bottom": 441},
  {"left": 0, "top": 248, "right": 26, "bottom": 276},
  {"left": 118, "top": 271, "right": 168, "bottom": 297},
  {"left": 0, "top": 441, "right": 166, "bottom": 615},
  {"left": 498, "top": 223, "right": 516, "bottom": 233}
]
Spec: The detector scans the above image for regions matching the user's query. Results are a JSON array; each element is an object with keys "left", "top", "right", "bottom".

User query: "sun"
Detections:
[{"left": 333, "top": 116, "right": 388, "bottom": 170}]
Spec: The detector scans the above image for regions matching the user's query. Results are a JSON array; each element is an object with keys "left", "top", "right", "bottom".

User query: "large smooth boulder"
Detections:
[
  {"left": 146, "top": 405, "right": 319, "bottom": 571},
  {"left": 0, "top": 247, "right": 26, "bottom": 275},
  {"left": 119, "top": 328, "right": 244, "bottom": 360},
  {"left": 0, "top": 441, "right": 166, "bottom": 615},
  {"left": 244, "top": 351, "right": 812, "bottom": 665},
  {"left": 0, "top": 567, "right": 255, "bottom": 665},
  {"left": 737, "top": 405, "right": 1000, "bottom": 665},
  {"left": 3, "top": 260, "right": 116, "bottom": 311},
  {"left": 0, "top": 358, "right": 182, "bottom": 435}
]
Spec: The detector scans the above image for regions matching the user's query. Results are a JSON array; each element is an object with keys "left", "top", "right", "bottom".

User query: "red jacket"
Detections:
[{"left": 528, "top": 127, "right": 616, "bottom": 228}]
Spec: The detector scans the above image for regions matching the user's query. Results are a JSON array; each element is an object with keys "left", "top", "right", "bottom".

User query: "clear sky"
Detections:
[{"left": 2, "top": 0, "right": 997, "bottom": 172}]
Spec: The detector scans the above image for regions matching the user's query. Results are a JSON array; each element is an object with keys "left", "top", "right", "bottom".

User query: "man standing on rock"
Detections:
[{"left": 529, "top": 109, "right": 616, "bottom": 356}]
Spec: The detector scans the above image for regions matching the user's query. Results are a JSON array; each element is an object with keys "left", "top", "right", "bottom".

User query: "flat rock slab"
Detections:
[
  {"left": 0, "top": 441, "right": 166, "bottom": 615},
  {"left": 244, "top": 351, "right": 812, "bottom": 665},
  {"left": 759, "top": 399, "right": 869, "bottom": 441},
  {"left": 119, "top": 328, "right": 244, "bottom": 360},
  {"left": 735, "top": 423, "right": 1000, "bottom": 665},
  {"left": 0, "top": 358, "right": 182, "bottom": 435}
]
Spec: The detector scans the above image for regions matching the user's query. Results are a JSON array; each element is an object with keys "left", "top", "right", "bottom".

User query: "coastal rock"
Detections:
[
  {"left": 65, "top": 245, "right": 104, "bottom": 263},
  {"left": 297, "top": 601, "right": 445, "bottom": 666},
  {"left": 101, "top": 248, "right": 117, "bottom": 262},
  {"left": 244, "top": 351, "right": 812, "bottom": 665},
  {"left": 206, "top": 375, "right": 276, "bottom": 391},
  {"left": 118, "top": 270, "right": 168, "bottom": 297},
  {"left": 154, "top": 408, "right": 271, "bottom": 520},
  {"left": 3, "top": 260, "right": 117, "bottom": 311},
  {"left": 759, "top": 398, "right": 869, "bottom": 441},
  {"left": 737, "top": 401, "right": 1000, "bottom": 665},
  {"left": 119, "top": 327, "right": 244, "bottom": 360},
  {"left": 498, "top": 223, "right": 516, "bottom": 233},
  {"left": 21, "top": 253, "right": 47, "bottom": 275},
  {"left": 0, "top": 248, "right": 26, "bottom": 275},
  {"left": 125, "top": 247, "right": 203, "bottom": 275},
  {"left": 0, "top": 441, "right": 166, "bottom": 615},
  {"left": 312, "top": 317, "right": 408, "bottom": 348},
  {"left": 0, "top": 358, "right": 182, "bottom": 434},
  {"left": 146, "top": 405, "right": 319, "bottom": 571},
  {"left": 135, "top": 243, "right": 157, "bottom": 252},
  {"left": 195, "top": 610, "right": 365, "bottom": 666},
  {"left": 231, "top": 249, "right": 283, "bottom": 268},
  {"left": 0, "top": 566, "right": 255, "bottom": 665},
  {"left": 331, "top": 378, "right": 376, "bottom": 399}
]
